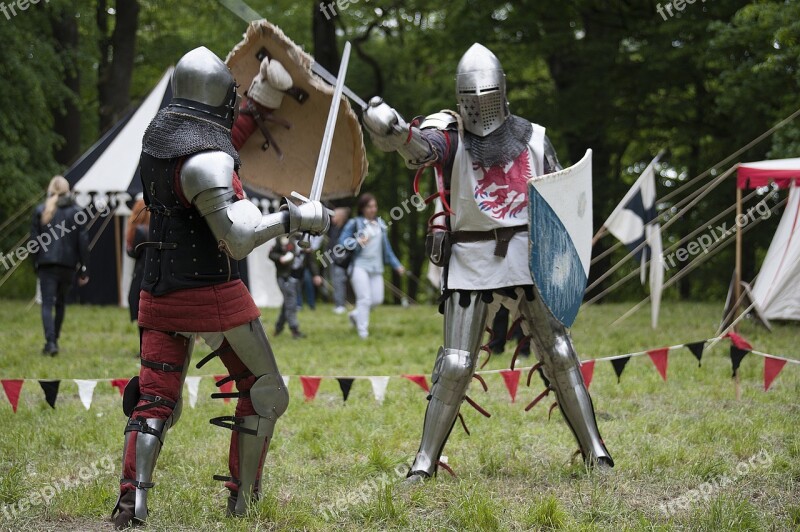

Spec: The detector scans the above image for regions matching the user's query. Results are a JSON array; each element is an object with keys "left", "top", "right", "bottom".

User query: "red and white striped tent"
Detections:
[{"left": 737, "top": 158, "right": 800, "bottom": 321}]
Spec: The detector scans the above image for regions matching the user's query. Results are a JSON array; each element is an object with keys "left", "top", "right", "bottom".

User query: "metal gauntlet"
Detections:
[{"left": 363, "top": 97, "right": 435, "bottom": 168}]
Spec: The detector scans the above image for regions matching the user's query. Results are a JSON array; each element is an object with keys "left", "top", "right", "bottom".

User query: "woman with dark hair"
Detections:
[
  {"left": 30, "top": 176, "right": 90, "bottom": 355},
  {"left": 338, "top": 193, "right": 404, "bottom": 339}
]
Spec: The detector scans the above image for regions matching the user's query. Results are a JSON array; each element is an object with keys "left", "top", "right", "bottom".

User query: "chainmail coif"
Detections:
[
  {"left": 464, "top": 115, "right": 532, "bottom": 168},
  {"left": 142, "top": 107, "right": 241, "bottom": 169}
]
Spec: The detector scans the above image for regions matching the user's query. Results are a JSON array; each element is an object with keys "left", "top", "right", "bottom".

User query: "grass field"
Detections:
[{"left": 0, "top": 299, "right": 798, "bottom": 531}]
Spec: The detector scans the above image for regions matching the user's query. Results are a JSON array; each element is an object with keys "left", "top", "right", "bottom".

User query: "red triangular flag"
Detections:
[
  {"left": 402, "top": 374, "right": 429, "bottom": 392},
  {"left": 580, "top": 360, "right": 596, "bottom": 389},
  {"left": 215, "top": 375, "right": 235, "bottom": 403},
  {"left": 764, "top": 357, "right": 787, "bottom": 391},
  {"left": 300, "top": 376, "right": 322, "bottom": 401},
  {"left": 647, "top": 348, "right": 669, "bottom": 381},
  {"left": 110, "top": 379, "right": 129, "bottom": 396},
  {"left": 724, "top": 331, "right": 753, "bottom": 351},
  {"left": 499, "top": 370, "right": 521, "bottom": 402},
  {"left": 2, "top": 380, "right": 24, "bottom": 413}
]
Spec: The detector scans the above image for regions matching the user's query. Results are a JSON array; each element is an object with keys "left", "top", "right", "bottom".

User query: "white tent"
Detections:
[
  {"left": 65, "top": 68, "right": 282, "bottom": 308},
  {"left": 738, "top": 159, "right": 800, "bottom": 321}
]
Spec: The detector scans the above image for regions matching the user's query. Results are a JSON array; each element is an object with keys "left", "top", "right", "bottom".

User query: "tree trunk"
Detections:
[
  {"left": 312, "top": 0, "right": 339, "bottom": 74},
  {"left": 97, "top": 0, "right": 140, "bottom": 132},
  {"left": 50, "top": 6, "right": 81, "bottom": 166}
]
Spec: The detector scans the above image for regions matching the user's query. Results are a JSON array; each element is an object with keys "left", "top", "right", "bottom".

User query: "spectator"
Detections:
[
  {"left": 296, "top": 235, "right": 324, "bottom": 310},
  {"left": 327, "top": 207, "right": 351, "bottom": 314},
  {"left": 30, "top": 176, "right": 89, "bottom": 356},
  {"left": 270, "top": 235, "right": 319, "bottom": 338},
  {"left": 339, "top": 193, "right": 404, "bottom": 339}
]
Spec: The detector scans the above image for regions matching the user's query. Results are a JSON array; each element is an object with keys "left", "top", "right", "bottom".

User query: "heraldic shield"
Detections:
[
  {"left": 527, "top": 149, "right": 593, "bottom": 327},
  {"left": 226, "top": 20, "right": 367, "bottom": 200}
]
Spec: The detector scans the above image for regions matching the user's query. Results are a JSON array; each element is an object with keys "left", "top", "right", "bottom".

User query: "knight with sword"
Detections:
[
  {"left": 363, "top": 43, "right": 613, "bottom": 481},
  {"left": 111, "top": 42, "right": 343, "bottom": 527}
]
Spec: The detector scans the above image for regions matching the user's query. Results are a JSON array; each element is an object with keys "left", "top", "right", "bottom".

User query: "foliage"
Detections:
[{"left": 2, "top": 0, "right": 800, "bottom": 302}]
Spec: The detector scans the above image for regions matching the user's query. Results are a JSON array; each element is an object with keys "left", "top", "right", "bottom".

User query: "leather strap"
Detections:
[
  {"left": 450, "top": 225, "right": 526, "bottom": 257},
  {"left": 140, "top": 358, "right": 184, "bottom": 373}
]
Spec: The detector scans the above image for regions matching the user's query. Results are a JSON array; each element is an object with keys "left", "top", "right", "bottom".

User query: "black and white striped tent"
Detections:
[{"left": 64, "top": 69, "right": 282, "bottom": 308}]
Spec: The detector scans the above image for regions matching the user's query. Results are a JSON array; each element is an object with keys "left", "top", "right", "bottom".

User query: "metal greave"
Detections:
[
  {"left": 410, "top": 293, "right": 489, "bottom": 476},
  {"left": 519, "top": 293, "right": 613, "bottom": 466}
]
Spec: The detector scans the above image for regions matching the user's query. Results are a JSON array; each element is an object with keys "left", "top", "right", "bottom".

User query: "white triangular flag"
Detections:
[
  {"left": 368, "top": 376, "right": 390, "bottom": 403},
  {"left": 282, "top": 376, "right": 290, "bottom": 388},
  {"left": 185, "top": 376, "right": 201, "bottom": 408},
  {"left": 74, "top": 380, "right": 97, "bottom": 410}
]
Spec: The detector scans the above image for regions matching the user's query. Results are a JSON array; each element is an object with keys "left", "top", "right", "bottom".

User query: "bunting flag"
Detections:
[
  {"left": 300, "top": 376, "right": 322, "bottom": 401},
  {"left": 686, "top": 341, "right": 706, "bottom": 367},
  {"left": 730, "top": 346, "right": 750, "bottom": 378},
  {"left": 368, "top": 376, "right": 389, "bottom": 403},
  {"left": 214, "top": 375, "right": 235, "bottom": 403},
  {"left": 580, "top": 360, "right": 595, "bottom": 389},
  {"left": 38, "top": 380, "right": 60, "bottom": 409},
  {"left": 2, "top": 379, "right": 23, "bottom": 413},
  {"left": 1, "top": 334, "right": 798, "bottom": 412},
  {"left": 74, "top": 380, "right": 97, "bottom": 410},
  {"left": 499, "top": 370, "right": 521, "bottom": 403},
  {"left": 110, "top": 379, "right": 129, "bottom": 396},
  {"left": 611, "top": 357, "right": 630, "bottom": 383},
  {"left": 725, "top": 331, "right": 753, "bottom": 351},
  {"left": 402, "top": 374, "right": 430, "bottom": 392},
  {"left": 337, "top": 378, "right": 355, "bottom": 402},
  {"left": 185, "top": 376, "right": 201, "bottom": 408},
  {"left": 764, "top": 357, "right": 787, "bottom": 391},
  {"left": 647, "top": 348, "right": 669, "bottom": 381}
]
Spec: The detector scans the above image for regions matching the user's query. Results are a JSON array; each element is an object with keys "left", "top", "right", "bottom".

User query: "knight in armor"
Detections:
[
  {"left": 111, "top": 47, "right": 329, "bottom": 528},
  {"left": 363, "top": 43, "right": 613, "bottom": 482}
]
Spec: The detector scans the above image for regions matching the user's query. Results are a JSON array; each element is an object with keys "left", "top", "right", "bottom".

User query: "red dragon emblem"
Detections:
[{"left": 474, "top": 149, "right": 532, "bottom": 219}]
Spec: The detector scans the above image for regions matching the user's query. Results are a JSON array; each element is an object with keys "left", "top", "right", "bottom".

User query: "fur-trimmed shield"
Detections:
[
  {"left": 226, "top": 20, "right": 367, "bottom": 200},
  {"left": 528, "top": 150, "right": 593, "bottom": 327}
]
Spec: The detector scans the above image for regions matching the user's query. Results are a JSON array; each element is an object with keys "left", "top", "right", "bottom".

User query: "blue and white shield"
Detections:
[{"left": 527, "top": 150, "right": 593, "bottom": 327}]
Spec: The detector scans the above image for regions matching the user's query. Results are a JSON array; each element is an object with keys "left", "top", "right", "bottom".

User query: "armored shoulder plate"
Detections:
[
  {"left": 421, "top": 111, "right": 459, "bottom": 131},
  {"left": 179, "top": 151, "right": 235, "bottom": 204}
]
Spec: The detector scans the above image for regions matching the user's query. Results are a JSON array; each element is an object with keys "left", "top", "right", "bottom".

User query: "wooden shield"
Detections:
[{"left": 226, "top": 20, "right": 367, "bottom": 200}]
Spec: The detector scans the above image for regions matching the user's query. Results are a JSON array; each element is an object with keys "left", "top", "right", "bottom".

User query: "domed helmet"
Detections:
[
  {"left": 171, "top": 47, "right": 239, "bottom": 128},
  {"left": 455, "top": 43, "right": 509, "bottom": 137}
]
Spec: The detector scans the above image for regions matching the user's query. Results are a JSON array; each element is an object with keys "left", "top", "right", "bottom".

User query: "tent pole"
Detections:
[
  {"left": 734, "top": 187, "right": 743, "bottom": 330},
  {"left": 114, "top": 214, "right": 122, "bottom": 307}
]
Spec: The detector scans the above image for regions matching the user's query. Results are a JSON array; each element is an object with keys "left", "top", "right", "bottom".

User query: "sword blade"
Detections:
[
  {"left": 308, "top": 41, "right": 352, "bottom": 202},
  {"left": 310, "top": 61, "right": 368, "bottom": 111}
]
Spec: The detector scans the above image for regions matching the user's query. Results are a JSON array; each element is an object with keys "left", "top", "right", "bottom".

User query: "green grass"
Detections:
[{"left": 0, "top": 299, "right": 798, "bottom": 531}]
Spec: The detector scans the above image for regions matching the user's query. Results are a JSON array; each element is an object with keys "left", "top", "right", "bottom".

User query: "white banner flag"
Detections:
[
  {"left": 368, "top": 376, "right": 390, "bottom": 404},
  {"left": 74, "top": 380, "right": 97, "bottom": 410},
  {"left": 185, "top": 376, "right": 201, "bottom": 408}
]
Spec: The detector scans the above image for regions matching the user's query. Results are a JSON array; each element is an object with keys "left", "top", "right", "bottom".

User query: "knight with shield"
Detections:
[{"left": 363, "top": 43, "right": 613, "bottom": 482}]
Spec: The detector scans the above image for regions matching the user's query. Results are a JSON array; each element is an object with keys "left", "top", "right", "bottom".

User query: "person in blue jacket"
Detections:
[{"left": 338, "top": 193, "right": 404, "bottom": 338}]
